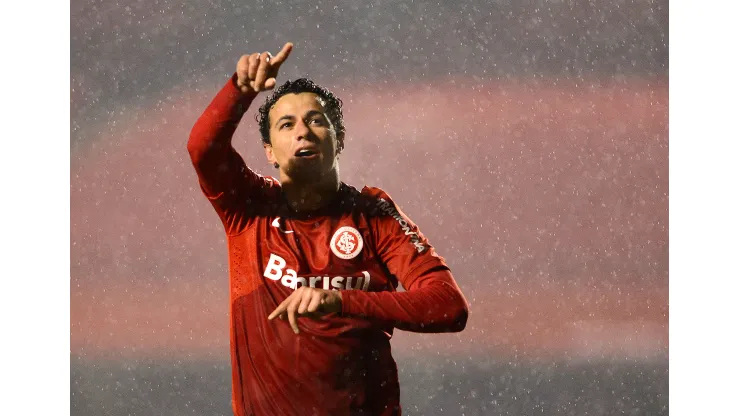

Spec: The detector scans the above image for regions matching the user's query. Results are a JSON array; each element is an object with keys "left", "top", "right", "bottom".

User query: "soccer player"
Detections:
[{"left": 187, "top": 42, "right": 469, "bottom": 416}]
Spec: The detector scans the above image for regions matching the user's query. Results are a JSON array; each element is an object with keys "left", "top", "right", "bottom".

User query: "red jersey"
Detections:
[{"left": 188, "top": 75, "right": 468, "bottom": 416}]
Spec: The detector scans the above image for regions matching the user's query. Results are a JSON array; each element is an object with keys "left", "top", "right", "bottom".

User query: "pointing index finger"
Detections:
[
  {"left": 269, "top": 42, "right": 294, "bottom": 69},
  {"left": 268, "top": 299, "right": 288, "bottom": 320}
]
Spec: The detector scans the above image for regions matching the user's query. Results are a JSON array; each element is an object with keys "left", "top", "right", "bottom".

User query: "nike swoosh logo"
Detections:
[{"left": 271, "top": 217, "right": 294, "bottom": 233}]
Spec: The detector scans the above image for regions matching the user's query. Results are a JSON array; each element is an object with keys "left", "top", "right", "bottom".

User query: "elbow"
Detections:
[
  {"left": 448, "top": 299, "right": 469, "bottom": 333},
  {"left": 187, "top": 131, "right": 205, "bottom": 162},
  {"left": 428, "top": 290, "right": 468, "bottom": 333},
  {"left": 187, "top": 128, "right": 217, "bottom": 168},
  {"left": 187, "top": 115, "right": 215, "bottom": 160},
  {"left": 443, "top": 283, "right": 469, "bottom": 332},
  {"left": 429, "top": 283, "right": 469, "bottom": 333}
]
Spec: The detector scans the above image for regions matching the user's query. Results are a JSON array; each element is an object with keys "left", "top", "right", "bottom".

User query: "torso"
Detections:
[{"left": 226, "top": 182, "right": 401, "bottom": 416}]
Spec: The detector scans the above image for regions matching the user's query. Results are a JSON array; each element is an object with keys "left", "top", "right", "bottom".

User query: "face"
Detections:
[{"left": 264, "top": 92, "right": 341, "bottom": 182}]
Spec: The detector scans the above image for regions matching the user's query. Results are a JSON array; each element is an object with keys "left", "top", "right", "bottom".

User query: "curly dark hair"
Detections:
[{"left": 256, "top": 78, "right": 345, "bottom": 151}]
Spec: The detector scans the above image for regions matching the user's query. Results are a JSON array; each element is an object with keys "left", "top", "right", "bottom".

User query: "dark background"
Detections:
[{"left": 71, "top": 0, "right": 668, "bottom": 414}]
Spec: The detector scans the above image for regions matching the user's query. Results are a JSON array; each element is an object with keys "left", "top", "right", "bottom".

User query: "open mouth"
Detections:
[{"left": 295, "top": 148, "right": 319, "bottom": 158}]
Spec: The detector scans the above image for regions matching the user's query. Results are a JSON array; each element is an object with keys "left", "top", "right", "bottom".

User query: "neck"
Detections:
[{"left": 279, "top": 169, "right": 341, "bottom": 213}]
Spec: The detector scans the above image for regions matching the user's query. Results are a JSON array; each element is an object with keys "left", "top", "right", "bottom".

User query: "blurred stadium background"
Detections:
[{"left": 71, "top": 0, "right": 668, "bottom": 414}]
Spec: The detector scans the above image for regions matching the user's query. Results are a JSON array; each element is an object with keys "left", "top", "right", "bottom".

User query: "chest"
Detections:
[{"left": 244, "top": 214, "right": 395, "bottom": 293}]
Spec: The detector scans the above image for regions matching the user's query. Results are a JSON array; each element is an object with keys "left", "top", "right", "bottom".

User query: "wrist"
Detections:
[
  {"left": 338, "top": 290, "right": 352, "bottom": 316},
  {"left": 230, "top": 74, "right": 259, "bottom": 99}
]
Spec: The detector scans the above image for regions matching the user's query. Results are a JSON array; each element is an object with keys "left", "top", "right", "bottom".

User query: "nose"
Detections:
[{"left": 293, "top": 118, "right": 311, "bottom": 141}]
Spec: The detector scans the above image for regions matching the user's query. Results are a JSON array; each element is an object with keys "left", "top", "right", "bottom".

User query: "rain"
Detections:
[{"left": 71, "top": 0, "right": 668, "bottom": 414}]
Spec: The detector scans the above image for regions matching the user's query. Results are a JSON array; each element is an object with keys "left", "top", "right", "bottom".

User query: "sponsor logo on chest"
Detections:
[{"left": 263, "top": 253, "right": 371, "bottom": 291}]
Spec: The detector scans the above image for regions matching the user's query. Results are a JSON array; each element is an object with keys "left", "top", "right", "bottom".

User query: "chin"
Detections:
[
  {"left": 284, "top": 161, "right": 325, "bottom": 179},
  {"left": 288, "top": 158, "right": 339, "bottom": 180}
]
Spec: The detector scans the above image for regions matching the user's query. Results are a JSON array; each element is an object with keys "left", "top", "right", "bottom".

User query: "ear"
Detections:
[
  {"left": 264, "top": 143, "right": 277, "bottom": 165},
  {"left": 335, "top": 132, "right": 345, "bottom": 155}
]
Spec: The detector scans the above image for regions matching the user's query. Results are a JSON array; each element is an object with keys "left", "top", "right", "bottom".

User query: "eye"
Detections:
[
  {"left": 279, "top": 121, "right": 293, "bottom": 130},
  {"left": 309, "top": 118, "right": 325, "bottom": 126}
]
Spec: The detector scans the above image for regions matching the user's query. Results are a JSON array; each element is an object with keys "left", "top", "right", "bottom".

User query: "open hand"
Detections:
[
  {"left": 236, "top": 42, "right": 294, "bottom": 95},
  {"left": 268, "top": 287, "right": 343, "bottom": 334}
]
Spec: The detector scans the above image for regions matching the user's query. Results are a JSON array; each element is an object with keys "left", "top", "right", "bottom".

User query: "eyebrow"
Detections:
[{"left": 273, "top": 110, "right": 327, "bottom": 127}]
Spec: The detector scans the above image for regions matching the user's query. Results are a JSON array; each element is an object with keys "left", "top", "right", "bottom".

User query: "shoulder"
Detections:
[
  {"left": 356, "top": 185, "right": 407, "bottom": 218},
  {"left": 359, "top": 185, "right": 430, "bottom": 253},
  {"left": 360, "top": 185, "right": 391, "bottom": 200},
  {"left": 339, "top": 184, "right": 409, "bottom": 217},
  {"left": 352, "top": 185, "right": 392, "bottom": 214}
]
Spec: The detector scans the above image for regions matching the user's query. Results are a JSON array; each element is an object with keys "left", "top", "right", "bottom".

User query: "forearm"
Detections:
[
  {"left": 187, "top": 74, "right": 257, "bottom": 166},
  {"left": 340, "top": 272, "right": 469, "bottom": 333}
]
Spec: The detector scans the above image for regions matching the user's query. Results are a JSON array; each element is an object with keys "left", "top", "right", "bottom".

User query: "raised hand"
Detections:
[
  {"left": 236, "top": 42, "right": 294, "bottom": 95},
  {"left": 267, "top": 287, "right": 343, "bottom": 334}
]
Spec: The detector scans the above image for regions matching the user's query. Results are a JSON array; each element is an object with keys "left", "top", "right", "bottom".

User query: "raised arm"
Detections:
[{"left": 187, "top": 43, "right": 293, "bottom": 232}]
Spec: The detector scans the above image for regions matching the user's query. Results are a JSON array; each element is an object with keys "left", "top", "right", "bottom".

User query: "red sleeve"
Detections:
[
  {"left": 340, "top": 188, "right": 469, "bottom": 333},
  {"left": 187, "top": 74, "right": 279, "bottom": 235}
]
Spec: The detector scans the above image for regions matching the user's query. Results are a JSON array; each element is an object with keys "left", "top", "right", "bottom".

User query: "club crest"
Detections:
[{"left": 330, "top": 226, "right": 364, "bottom": 259}]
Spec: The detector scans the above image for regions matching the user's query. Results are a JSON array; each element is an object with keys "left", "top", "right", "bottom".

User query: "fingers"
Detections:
[
  {"left": 269, "top": 42, "right": 293, "bottom": 70},
  {"left": 269, "top": 288, "right": 337, "bottom": 335},
  {"left": 247, "top": 52, "right": 260, "bottom": 83},
  {"left": 253, "top": 52, "right": 271, "bottom": 92},
  {"left": 268, "top": 290, "right": 303, "bottom": 334},
  {"left": 236, "top": 42, "right": 292, "bottom": 94},
  {"left": 264, "top": 77, "right": 277, "bottom": 90},
  {"left": 268, "top": 297, "right": 289, "bottom": 321},
  {"left": 286, "top": 296, "right": 301, "bottom": 334},
  {"left": 296, "top": 291, "right": 314, "bottom": 315},
  {"left": 306, "top": 293, "right": 323, "bottom": 314},
  {"left": 236, "top": 55, "right": 250, "bottom": 86}
]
